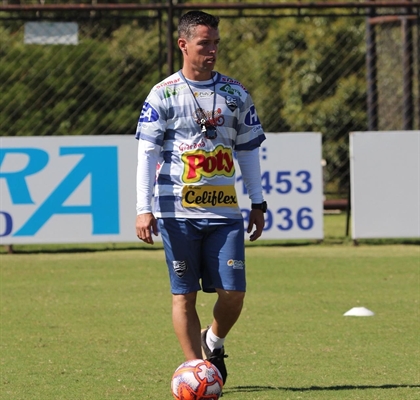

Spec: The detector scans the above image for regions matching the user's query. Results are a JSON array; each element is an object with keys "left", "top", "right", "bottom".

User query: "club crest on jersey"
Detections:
[
  {"left": 245, "top": 105, "right": 261, "bottom": 127},
  {"left": 139, "top": 102, "right": 159, "bottom": 123},
  {"left": 225, "top": 95, "right": 238, "bottom": 111},
  {"left": 181, "top": 145, "right": 235, "bottom": 184}
]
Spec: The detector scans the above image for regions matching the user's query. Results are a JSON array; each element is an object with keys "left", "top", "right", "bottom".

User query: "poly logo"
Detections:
[{"left": 181, "top": 145, "right": 235, "bottom": 183}]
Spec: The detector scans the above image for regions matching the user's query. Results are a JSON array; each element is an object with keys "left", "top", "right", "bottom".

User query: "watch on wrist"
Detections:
[{"left": 251, "top": 201, "right": 267, "bottom": 213}]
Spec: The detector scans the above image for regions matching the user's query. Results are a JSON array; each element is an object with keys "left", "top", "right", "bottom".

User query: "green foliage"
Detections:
[
  {"left": 0, "top": 14, "right": 369, "bottom": 193},
  {"left": 0, "top": 21, "right": 162, "bottom": 136},
  {"left": 217, "top": 16, "right": 367, "bottom": 194}
]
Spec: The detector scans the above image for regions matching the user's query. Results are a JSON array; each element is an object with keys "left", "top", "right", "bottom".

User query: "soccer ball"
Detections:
[{"left": 171, "top": 359, "right": 223, "bottom": 400}]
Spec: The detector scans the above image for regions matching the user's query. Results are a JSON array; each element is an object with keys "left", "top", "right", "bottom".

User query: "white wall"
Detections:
[{"left": 350, "top": 131, "right": 420, "bottom": 239}]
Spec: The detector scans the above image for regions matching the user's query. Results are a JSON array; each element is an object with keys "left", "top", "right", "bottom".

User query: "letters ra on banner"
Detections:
[{"left": 0, "top": 136, "right": 139, "bottom": 245}]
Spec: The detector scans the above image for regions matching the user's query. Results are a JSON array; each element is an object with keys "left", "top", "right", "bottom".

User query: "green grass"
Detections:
[{"left": 1, "top": 214, "right": 419, "bottom": 399}]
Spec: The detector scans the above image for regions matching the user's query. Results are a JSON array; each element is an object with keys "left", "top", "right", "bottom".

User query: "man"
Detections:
[{"left": 135, "top": 10, "right": 266, "bottom": 384}]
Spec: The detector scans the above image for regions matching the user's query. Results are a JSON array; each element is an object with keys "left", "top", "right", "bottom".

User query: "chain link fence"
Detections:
[{"left": 1, "top": 3, "right": 419, "bottom": 198}]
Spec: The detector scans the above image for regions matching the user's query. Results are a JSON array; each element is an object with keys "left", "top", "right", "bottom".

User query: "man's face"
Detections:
[{"left": 180, "top": 24, "right": 220, "bottom": 75}]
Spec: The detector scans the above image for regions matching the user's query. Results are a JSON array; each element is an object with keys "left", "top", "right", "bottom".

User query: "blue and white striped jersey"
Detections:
[{"left": 136, "top": 70, "right": 266, "bottom": 219}]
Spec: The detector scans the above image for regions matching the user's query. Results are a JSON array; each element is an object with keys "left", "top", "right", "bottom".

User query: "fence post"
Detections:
[
  {"left": 366, "top": 6, "right": 378, "bottom": 131},
  {"left": 167, "top": 0, "right": 174, "bottom": 76},
  {"left": 402, "top": 2, "right": 414, "bottom": 130},
  {"left": 416, "top": 7, "right": 420, "bottom": 129}
]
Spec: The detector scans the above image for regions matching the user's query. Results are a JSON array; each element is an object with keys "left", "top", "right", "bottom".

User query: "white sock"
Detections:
[{"left": 206, "top": 326, "right": 225, "bottom": 352}]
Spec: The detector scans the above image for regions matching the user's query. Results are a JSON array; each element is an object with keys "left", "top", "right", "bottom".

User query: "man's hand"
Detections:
[
  {"left": 247, "top": 209, "right": 265, "bottom": 241},
  {"left": 136, "top": 213, "right": 158, "bottom": 244}
]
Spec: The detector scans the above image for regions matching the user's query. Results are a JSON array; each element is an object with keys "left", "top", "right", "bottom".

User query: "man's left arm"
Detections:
[{"left": 236, "top": 148, "right": 266, "bottom": 241}]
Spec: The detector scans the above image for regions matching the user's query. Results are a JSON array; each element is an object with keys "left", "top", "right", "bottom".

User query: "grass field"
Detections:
[{"left": 1, "top": 215, "right": 419, "bottom": 399}]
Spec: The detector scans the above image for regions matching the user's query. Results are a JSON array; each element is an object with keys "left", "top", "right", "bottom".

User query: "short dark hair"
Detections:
[{"left": 178, "top": 11, "right": 220, "bottom": 40}]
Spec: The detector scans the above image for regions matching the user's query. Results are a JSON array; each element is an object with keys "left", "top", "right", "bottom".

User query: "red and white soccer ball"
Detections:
[{"left": 171, "top": 359, "right": 223, "bottom": 400}]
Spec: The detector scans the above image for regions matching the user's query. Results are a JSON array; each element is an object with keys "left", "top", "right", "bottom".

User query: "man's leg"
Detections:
[
  {"left": 172, "top": 292, "right": 202, "bottom": 360},
  {"left": 211, "top": 289, "right": 245, "bottom": 338},
  {"left": 200, "top": 289, "right": 245, "bottom": 384}
]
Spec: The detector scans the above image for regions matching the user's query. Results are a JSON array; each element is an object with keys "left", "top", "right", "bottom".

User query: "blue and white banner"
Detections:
[
  {"left": 0, "top": 133, "right": 323, "bottom": 244},
  {"left": 0, "top": 136, "right": 137, "bottom": 244},
  {"left": 235, "top": 132, "right": 323, "bottom": 240}
]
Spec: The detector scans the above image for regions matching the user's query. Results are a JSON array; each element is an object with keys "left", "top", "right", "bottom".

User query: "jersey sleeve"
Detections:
[
  {"left": 135, "top": 90, "right": 167, "bottom": 147},
  {"left": 235, "top": 92, "right": 266, "bottom": 151}
]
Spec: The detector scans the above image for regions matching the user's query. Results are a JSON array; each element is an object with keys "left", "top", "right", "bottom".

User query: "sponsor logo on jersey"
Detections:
[
  {"left": 245, "top": 105, "right": 261, "bottom": 127},
  {"left": 173, "top": 260, "right": 188, "bottom": 277},
  {"left": 181, "top": 145, "right": 235, "bottom": 183},
  {"left": 220, "top": 83, "right": 242, "bottom": 97},
  {"left": 139, "top": 102, "right": 159, "bottom": 123},
  {"left": 182, "top": 185, "right": 237, "bottom": 208},
  {"left": 164, "top": 84, "right": 187, "bottom": 98},
  {"left": 193, "top": 108, "right": 225, "bottom": 127},
  {"left": 194, "top": 90, "right": 214, "bottom": 99},
  {"left": 179, "top": 139, "right": 206, "bottom": 153},
  {"left": 220, "top": 77, "right": 248, "bottom": 91},
  {"left": 154, "top": 77, "right": 182, "bottom": 90}
]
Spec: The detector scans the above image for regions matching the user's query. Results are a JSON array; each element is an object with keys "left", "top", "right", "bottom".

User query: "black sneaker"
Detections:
[{"left": 201, "top": 327, "right": 228, "bottom": 385}]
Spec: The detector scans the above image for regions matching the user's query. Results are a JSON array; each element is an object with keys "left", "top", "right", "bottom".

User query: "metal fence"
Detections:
[{"left": 1, "top": 2, "right": 419, "bottom": 198}]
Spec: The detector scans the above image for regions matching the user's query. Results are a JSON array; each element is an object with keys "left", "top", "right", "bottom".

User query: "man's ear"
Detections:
[{"left": 178, "top": 38, "right": 187, "bottom": 54}]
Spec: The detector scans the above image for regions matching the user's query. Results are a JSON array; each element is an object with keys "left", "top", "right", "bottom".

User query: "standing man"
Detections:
[{"left": 135, "top": 10, "right": 266, "bottom": 384}]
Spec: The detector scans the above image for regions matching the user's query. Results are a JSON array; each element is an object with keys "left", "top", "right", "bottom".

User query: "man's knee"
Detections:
[
  {"left": 216, "top": 289, "right": 245, "bottom": 307},
  {"left": 172, "top": 292, "right": 197, "bottom": 310}
]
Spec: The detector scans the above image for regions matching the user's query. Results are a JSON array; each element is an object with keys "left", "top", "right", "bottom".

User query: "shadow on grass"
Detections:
[{"left": 223, "top": 384, "right": 420, "bottom": 395}]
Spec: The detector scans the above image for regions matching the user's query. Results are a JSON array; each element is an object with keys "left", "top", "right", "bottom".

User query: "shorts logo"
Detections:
[
  {"left": 139, "top": 102, "right": 159, "bottom": 123},
  {"left": 227, "top": 259, "right": 245, "bottom": 269},
  {"left": 173, "top": 260, "right": 188, "bottom": 277}
]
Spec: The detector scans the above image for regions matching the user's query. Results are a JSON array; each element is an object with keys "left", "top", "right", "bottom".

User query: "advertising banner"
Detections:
[
  {"left": 1, "top": 136, "right": 137, "bottom": 244},
  {"left": 235, "top": 132, "right": 323, "bottom": 240},
  {"left": 0, "top": 133, "right": 323, "bottom": 244}
]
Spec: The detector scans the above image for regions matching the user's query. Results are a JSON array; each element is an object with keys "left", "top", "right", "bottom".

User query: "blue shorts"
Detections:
[{"left": 158, "top": 218, "right": 246, "bottom": 294}]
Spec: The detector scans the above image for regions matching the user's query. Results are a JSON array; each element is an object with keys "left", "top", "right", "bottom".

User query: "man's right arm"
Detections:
[{"left": 136, "top": 139, "right": 161, "bottom": 244}]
